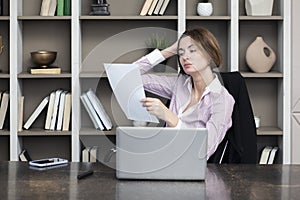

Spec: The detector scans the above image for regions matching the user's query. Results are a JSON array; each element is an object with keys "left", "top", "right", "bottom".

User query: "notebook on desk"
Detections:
[{"left": 116, "top": 127, "right": 208, "bottom": 180}]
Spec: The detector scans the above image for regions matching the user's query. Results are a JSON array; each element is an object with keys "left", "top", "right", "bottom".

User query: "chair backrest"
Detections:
[{"left": 208, "top": 72, "right": 257, "bottom": 164}]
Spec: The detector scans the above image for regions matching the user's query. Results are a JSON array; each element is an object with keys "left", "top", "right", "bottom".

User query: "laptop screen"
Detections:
[{"left": 116, "top": 127, "right": 208, "bottom": 180}]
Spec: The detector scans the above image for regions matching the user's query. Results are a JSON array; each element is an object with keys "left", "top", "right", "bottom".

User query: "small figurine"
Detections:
[{"left": 90, "top": 0, "right": 110, "bottom": 16}]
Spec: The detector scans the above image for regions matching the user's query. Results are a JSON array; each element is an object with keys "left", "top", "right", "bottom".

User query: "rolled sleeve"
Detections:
[{"left": 145, "top": 49, "right": 165, "bottom": 66}]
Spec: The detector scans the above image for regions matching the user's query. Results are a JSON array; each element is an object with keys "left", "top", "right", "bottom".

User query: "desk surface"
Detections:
[{"left": 1, "top": 162, "right": 300, "bottom": 200}]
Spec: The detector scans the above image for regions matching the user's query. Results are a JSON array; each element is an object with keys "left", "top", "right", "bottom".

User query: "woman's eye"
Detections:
[{"left": 190, "top": 49, "right": 197, "bottom": 53}]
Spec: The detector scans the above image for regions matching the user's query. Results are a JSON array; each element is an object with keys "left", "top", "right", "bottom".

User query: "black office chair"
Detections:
[{"left": 208, "top": 72, "right": 257, "bottom": 164}]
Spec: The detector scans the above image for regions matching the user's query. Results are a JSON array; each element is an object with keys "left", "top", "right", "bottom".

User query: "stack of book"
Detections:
[
  {"left": 23, "top": 89, "right": 72, "bottom": 131},
  {"left": 0, "top": 91, "right": 9, "bottom": 130},
  {"left": 140, "top": 0, "right": 171, "bottom": 16},
  {"left": 80, "top": 89, "right": 113, "bottom": 131},
  {"left": 40, "top": 0, "right": 71, "bottom": 16},
  {"left": 259, "top": 146, "right": 279, "bottom": 164}
]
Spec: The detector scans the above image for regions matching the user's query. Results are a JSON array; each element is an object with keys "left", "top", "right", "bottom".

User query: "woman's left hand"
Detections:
[{"left": 140, "top": 97, "right": 168, "bottom": 120}]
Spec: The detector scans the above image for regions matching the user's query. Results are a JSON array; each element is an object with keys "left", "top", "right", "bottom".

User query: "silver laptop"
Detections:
[{"left": 116, "top": 127, "right": 208, "bottom": 180}]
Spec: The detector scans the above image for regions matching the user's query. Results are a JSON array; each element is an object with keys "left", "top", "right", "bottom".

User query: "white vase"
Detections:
[
  {"left": 245, "top": 0, "right": 274, "bottom": 16},
  {"left": 245, "top": 36, "right": 276, "bottom": 73},
  {"left": 197, "top": 3, "right": 213, "bottom": 16}
]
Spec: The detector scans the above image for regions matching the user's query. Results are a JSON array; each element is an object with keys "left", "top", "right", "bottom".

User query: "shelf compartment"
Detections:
[
  {"left": 186, "top": 0, "right": 229, "bottom": 16},
  {"left": 22, "top": 20, "right": 71, "bottom": 73},
  {"left": 81, "top": 0, "right": 177, "bottom": 16},
  {"left": 0, "top": 20, "right": 10, "bottom": 73},
  {"left": 239, "top": 20, "right": 282, "bottom": 72},
  {"left": 0, "top": 135, "right": 9, "bottom": 161},
  {"left": 20, "top": 135, "right": 71, "bottom": 160}
]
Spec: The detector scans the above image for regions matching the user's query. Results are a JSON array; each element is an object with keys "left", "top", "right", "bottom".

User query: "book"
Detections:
[
  {"left": 80, "top": 93, "right": 104, "bottom": 130},
  {"left": 64, "top": 0, "right": 71, "bottom": 16},
  {"left": 45, "top": 91, "right": 56, "bottom": 130},
  {"left": 140, "top": 0, "right": 154, "bottom": 16},
  {"left": 56, "top": 0, "right": 64, "bottom": 16},
  {"left": 62, "top": 93, "right": 71, "bottom": 131},
  {"left": 0, "top": 91, "right": 3, "bottom": 102},
  {"left": 148, "top": 0, "right": 159, "bottom": 15},
  {"left": 48, "top": 0, "right": 57, "bottom": 16},
  {"left": 40, "top": 0, "right": 51, "bottom": 16},
  {"left": 153, "top": 0, "right": 164, "bottom": 15},
  {"left": 159, "top": 0, "right": 170, "bottom": 15},
  {"left": 90, "top": 146, "right": 99, "bottom": 163},
  {"left": 259, "top": 146, "right": 273, "bottom": 164},
  {"left": 86, "top": 89, "right": 113, "bottom": 130},
  {"left": 82, "top": 147, "right": 91, "bottom": 162},
  {"left": 30, "top": 67, "right": 61, "bottom": 75},
  {"left": 0, "top": 92, "right": 9, "bottom": 129},
  {"left": 18, "top": 96, "right": 24, "bottom": 132},
  {"left": 19, "top": 149, "right": 32, "bottom": 161},
  {"left": 267, "top": 147, "right": 279, "bottom": 164},
  {"left": 50, "top": 90, "right": 63, "bottom": 130},
  {"left": 23, "top": 96, "right": 49, "bottom": 130},
  {"left": 56, "top": 91, "right": 67, "bottom": 131}
]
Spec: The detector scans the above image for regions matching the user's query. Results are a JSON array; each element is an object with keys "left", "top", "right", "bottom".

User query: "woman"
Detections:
[{"left": 134, "top": 27, "right": 235, "bottom": 159}]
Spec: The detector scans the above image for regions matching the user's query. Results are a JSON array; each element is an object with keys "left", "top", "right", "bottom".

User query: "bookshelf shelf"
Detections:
[
  {"left": 257, "top": 127, "right": 283, "bottom": 136},
  {"left": 239, "top": 16, "right": 284, "bottom": 21},
  {"left": 80, "top": 128, "right": 116, "bottom": 136},
  {"left": 0, "top": 130, "right": 10, "bottom": 136},
  {"left": 18, "top": 129, "right": 72, "bottom": 136},
  {"left": 18, "top": 16, "right": 72, "bottom": 20},
  {"left": 0, "top": 16, "right": 10, "bottom": 20},
  {"left": 18, "top": 72, "right": 72, "bottom": 79},
  {"left": 80, "top": 15, "right": 178, "bottom": 20},
  {"left": 0, "top": 73, "right": 10, "bottom": 78},
  {"left": 241, "top": 71, "right": 283, "bottom": 78}
]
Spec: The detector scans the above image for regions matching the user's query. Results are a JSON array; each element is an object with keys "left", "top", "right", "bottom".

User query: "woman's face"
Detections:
[{"left": 178, "top": 36, "right": 211, "bottom": 75}]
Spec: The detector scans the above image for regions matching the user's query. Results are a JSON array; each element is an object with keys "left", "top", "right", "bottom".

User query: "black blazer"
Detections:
[{"left": 208, "top": 72, "right": 257, "bottom": 164}]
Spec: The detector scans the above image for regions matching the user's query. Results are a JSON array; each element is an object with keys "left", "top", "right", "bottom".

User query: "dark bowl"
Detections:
[{"left": 30, "top": 50, "right": 57, "bottom": 67}]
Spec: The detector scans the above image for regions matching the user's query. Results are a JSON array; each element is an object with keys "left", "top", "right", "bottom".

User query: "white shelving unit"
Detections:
[{"left": 0, "top": 0, "right": 291, "bottom": 163}]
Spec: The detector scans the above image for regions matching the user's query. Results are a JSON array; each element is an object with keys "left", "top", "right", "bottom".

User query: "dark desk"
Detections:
[{"left": 0, "top": 162, "right": 300, "bottom": 200}]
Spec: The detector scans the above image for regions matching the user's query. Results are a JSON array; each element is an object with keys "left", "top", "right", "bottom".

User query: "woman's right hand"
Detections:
[{"left": 161, "top": 41, "right": 178, "bottom": 59}]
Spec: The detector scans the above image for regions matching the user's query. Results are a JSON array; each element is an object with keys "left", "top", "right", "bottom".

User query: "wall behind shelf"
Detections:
[{"left": 0, "top": 20, "right": 9, "bottom": 73}]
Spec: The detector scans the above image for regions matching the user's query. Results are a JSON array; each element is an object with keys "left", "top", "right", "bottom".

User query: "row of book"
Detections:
[
  {"left": 80, "top": 89, "right": 113, "bottom": 131},
  {"left": 82, "top": 146, "right": 99, "bottom": 162},
  {"left": 0, "top": 91, "right": 9, "bottom": 130},
  {"left": 140, "top": 0, "right": 171, "bottom": 16},
  {"left": 23, "top": 89, "right": 72, "bottom": 131},
  {"left": 40, "top": 0, "right": 71, "bottom": 16},
  {"left": 259, "top": 146, "right": 278, "bottom": 164}
]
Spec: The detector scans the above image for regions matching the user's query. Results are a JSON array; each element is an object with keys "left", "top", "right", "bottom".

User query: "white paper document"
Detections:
[{"left": 104, "top": 63, "right": 159, "bottom": 123}]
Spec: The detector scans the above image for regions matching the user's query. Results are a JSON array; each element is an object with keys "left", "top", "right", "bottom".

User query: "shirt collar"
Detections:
[{"left": 183, "top": 74, "right": 222, "bottom": 94}]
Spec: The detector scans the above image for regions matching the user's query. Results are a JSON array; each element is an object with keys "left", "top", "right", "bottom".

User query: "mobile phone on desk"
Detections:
[{"left": 29, "top": 158, "right": 68, "bottom": 167}]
